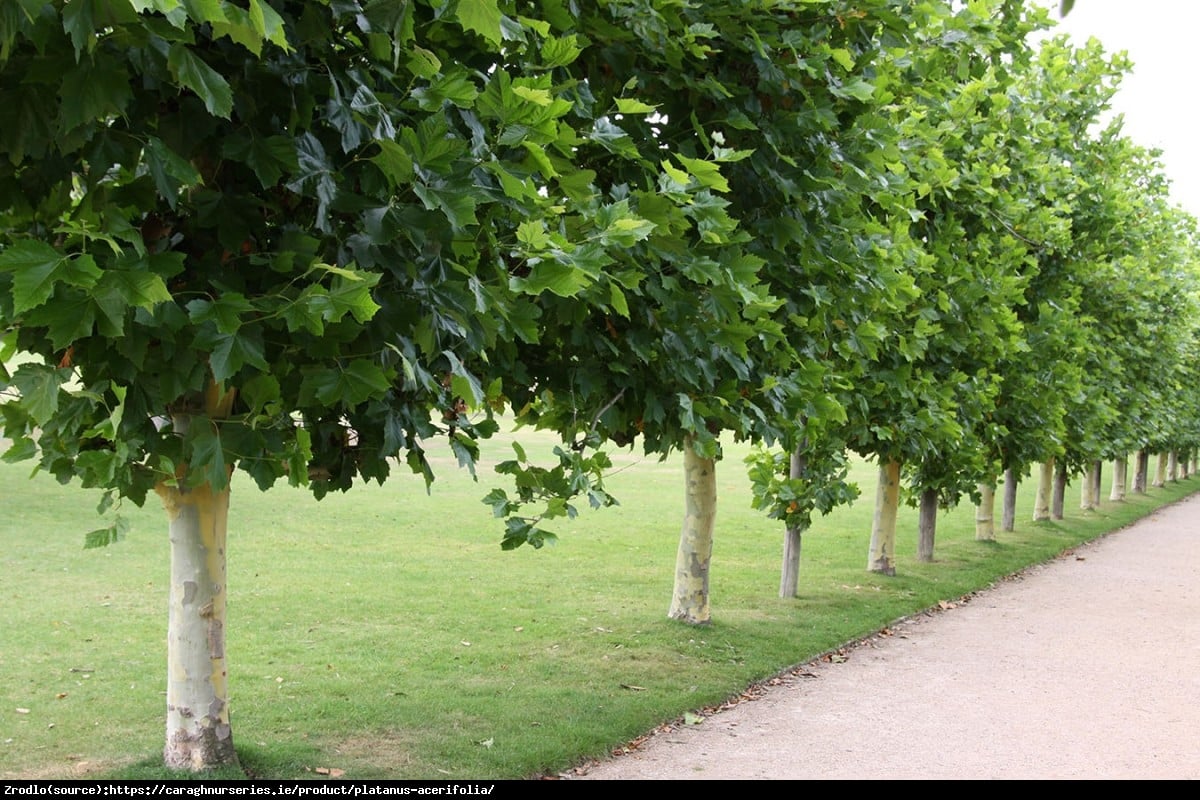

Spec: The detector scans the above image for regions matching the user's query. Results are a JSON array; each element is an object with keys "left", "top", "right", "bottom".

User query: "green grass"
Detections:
[{"left": 1, "top": 428, "right": 1195, "bottom": 780}]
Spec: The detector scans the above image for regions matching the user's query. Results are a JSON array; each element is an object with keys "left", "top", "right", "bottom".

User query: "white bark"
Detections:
[
  {"left": 159, "top": 478, "right": 237, "bottom": 770},
  {"left": 1033, "top": 459, "right": 1053, "bottom": 521},
  {"left": 975, "top": 482, "right": 996, "bottom": 541},
  {"left": 668, "top": 441, "right": 716, "bottom": 624},
  {"left": 1002, "top": 467, "right": 1017, "bottom": 532},
  {"left": 867, "top": 459, "right": 900, "bottom": 575},
  {"left": 1110, "top": 456, "right": 1128, "bottom": 501},
  {"left": 1080, "top": 463, "right": 1097, "bottom": 510},
  {"left": 1153, "top": 452, "right": 1168, "bottom": 488}
]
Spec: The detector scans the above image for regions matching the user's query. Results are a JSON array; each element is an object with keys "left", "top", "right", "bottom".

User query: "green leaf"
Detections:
[
  {"left": 456, "top": 0, "right": 502, "bottom": 48},
  {"left": 443, "top": 350, "right": 484, "bottom": 406},
  {"left": 207, "top": 328, "right": 270, "bottom": 383},
  {"left": 223, "top": 133, "right": 296, "bottom": 187},
  {"left": 512, "top": 261, "right": 589, "bottom": 298},
  {"left": 540, "top": 35, "right": 583, "bottom": 68},
  {"left": 36, "top": 290, "right": 97, "bottom": 349},
  {"left": 600, "top": 216, "right": 656, "bottom": 247},
  {"left": 83, "top": 516, "right": 129, "bottom": 549},
  {"left": 512, "top": 85, "right": 553, "bottom": 106},
  {"left": 370, "top": 140, "right": 415, "bottom": 187},
  {"left": 326, "top": 274, "right": 382, "bottom": 323},
  {"left": 615, "top": 98, "right": 657, "bottom": 114},
  {"left": 408, "top": 46, "right": 442, "bottom": 78},
  {"left": 247, "top": 0, "right": 289, "bottom": 51},
  {"left": 1, "top": 244, "right": 102, "bottom": 315},
  {"left": 412, "top": 182, "right": 478, "bottom": 229},
  {"left": 609, "top": 282, "right": 629, "bottom": 318},
  {"left": 301, "top": 361, "right": 392, "bottom": 407},
  {"left": 672, "top": 155, "right": 729, "bottom": 193},
  {"left": 831, "top": 78, "right": 875, "bottom": 102},
  {"left": 10, "top": 364, "right": 66, "bottom": 426},
  {"left": 1, "top": 437, "right": 38, "bottom": 463},
  {"left": 97, "top": 269, "right": 173, "bottom": 310},
  {"left": 144, "top": 137, "right": 203, "bottom": 207},
  {"left": 167, "top": 43, "right": 234, "bottom": 118},
  {"left": 0, "top": 241, "right": 65, "bottom": 313},
  {"left": 184, "top": 418, "right": 229, "bottom": 490},
  {"left": 58, "top": 57, "right": 133, "bottom": 132}
]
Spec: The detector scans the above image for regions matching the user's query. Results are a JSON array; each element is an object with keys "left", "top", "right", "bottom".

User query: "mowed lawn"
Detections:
[{"left": 2, "top": 426, "right": 1193, "bottom": 780}]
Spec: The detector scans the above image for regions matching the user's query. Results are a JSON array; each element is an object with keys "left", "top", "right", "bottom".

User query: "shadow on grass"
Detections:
[{"left": 103, "top": 741, "right": 327, "bottom": 781}]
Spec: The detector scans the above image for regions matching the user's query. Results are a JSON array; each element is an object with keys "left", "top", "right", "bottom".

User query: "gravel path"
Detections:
[{"left": 573, "top": 493, "right": 1200, "bottom": 780}]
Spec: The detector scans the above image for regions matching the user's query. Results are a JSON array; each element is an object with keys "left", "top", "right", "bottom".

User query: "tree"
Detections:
[
  {"left": 837, "top": 0, "right": 1055, "bottom": 572},
  {"left": 504, "top": 0, "right": 924, "bottom": 615},
  {"left": 0, "top": 0, "right": 668, "bottom": 770}
]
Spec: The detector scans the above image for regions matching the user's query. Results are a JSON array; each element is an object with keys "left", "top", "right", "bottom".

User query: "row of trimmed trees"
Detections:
[{"left": 2, "top": 0, "right": 1198, "bottom": 771}]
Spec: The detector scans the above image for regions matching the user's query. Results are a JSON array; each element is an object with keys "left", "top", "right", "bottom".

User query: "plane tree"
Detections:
[
  {"left": 972, "top": 35, "right": 1129, "bottom": 530},
  {"left": 0, "top": 0, "right": 686, "bottom": 770},
  {"left": 833, "top": 0, "right": 1062, "bottom": 573},
  {"left": 498, "top": 0, "right": 948, "bottom": 614}
]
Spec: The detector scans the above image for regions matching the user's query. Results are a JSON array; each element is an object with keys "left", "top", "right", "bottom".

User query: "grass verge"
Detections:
[{"left": 1, "top": 431, "right": 1194, "bottom": 780}]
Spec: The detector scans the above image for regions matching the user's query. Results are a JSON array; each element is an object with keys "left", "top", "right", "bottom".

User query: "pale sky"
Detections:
[{"left": 1043, "top": 1, "right": 1200, "bottom": 219}]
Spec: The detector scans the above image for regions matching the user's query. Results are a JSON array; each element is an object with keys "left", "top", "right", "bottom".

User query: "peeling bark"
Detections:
[
  {"left": 159, "top": 476, "right": 237, "bottom": 770},
  {"left": 778, "top": 446, "right": 805, "bottom": 599},
  {"left": 916, "top": 487, "right": 937, "bottom": 563},
  {"left": 159, "top": 387, "right": 238, "bottom": 771},
  {"left": 1033, "top": 459, "right": 1053, "bottom": 521},
  {"left": 668, "top": 441, "right": 716, "bottom": 624},
  {"left": 867, "top": 459, "right": 900, "bottom": 575},
  {"left": 975, "top": 482, "right": 996, "bottom": 541}
]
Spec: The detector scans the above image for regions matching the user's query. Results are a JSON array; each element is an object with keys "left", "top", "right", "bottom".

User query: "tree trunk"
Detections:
[
  {"left": 917, "top": 487, "right": 937, "bottom": 562},
  {"left": 1153, "top": 452, "right": 1167, "bottom": 487},
  {"left": 1168, "top": 451, "right": 1179, "bottom": 482},
  {"left": 157, "top": 388, "right": 239, "bottom": 771},
  {"left": 779, "top": 445, "right": 805, "bottom": 599},
  {"left": 1033, "top": 459, "right": 1053, "bottom": 521},
  {"left": 1002, "top": 467, "right": 1017, "bottom": 532},
  {"left": 867, "top": 459, "right": 900, "bottom": 575},
  {"left": 1133, "top": 449, "right": 1149, "bottom": 493},
  {"left": 1080, "top": 462, "right": 1097, "bottom": 510},
  {"left": 974, "top": 482, "right": 996, "bottom": 541},
  {"left": 1110, "top": 456, "right": 1127, "bottom": 501},
  {"left": 159, "top": 477, "right": 236, "bottom": 770},
  {"left": 668, "top": 440, "right": 716, "bottom": 624},
  {"left": 1052, "top": 463, "right": 1067, "bottom": 520},
  {"left": 1091, "top": 459, "right": 1103, "bottom": 505}
]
